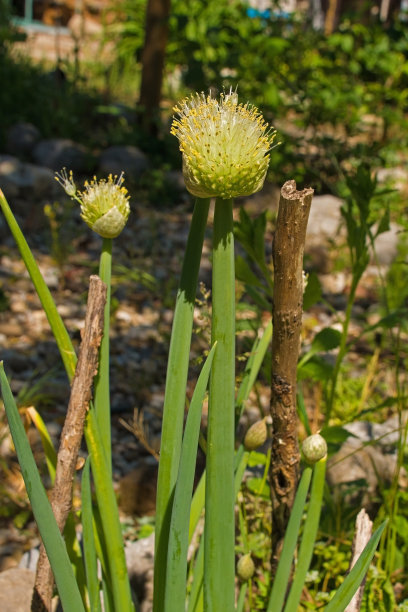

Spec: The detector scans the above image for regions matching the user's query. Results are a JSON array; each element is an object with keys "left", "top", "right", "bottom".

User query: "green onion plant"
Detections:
[{"left": 0, "top": 90, "right": 387, "bottom": 612}]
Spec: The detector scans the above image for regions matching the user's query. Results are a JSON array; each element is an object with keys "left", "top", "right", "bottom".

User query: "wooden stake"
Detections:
[
  {"left": 32, "top": 275, "right": 107, "bottom": 612},
  {"left": 270, "top": 180, "right": 313, "bottom": 558}
]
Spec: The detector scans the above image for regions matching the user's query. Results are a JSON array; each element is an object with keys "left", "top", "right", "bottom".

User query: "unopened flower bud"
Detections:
[
  {"left": 244, "top": 418, "right": 268, "bottom": 451},
  {"left": 302, "top": 434, "right": 327, "bottom": 464},
  {"left": 171, "top": 90, "right": 277, "bottom": 200},
  {"left": 237, "top": 553, "right": 255, "bottom": 581}
]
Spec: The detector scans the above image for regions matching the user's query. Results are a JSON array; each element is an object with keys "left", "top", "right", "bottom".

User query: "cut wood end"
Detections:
[
  {"left": 89, "top": 274, "right": 106, "bottom": 288},
  {"left": 281, "top": 180, "right": 314, "bottom": 200}
]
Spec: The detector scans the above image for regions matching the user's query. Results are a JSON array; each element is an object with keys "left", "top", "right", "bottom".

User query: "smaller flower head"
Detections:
[
  {"left": 302, "top": 433, "right": 328, "bottom": 464},
  {"left": 55, "top": 170, "right": 130, "bottom": 239},
  {"left": 244, "top": 418, "right": 268, "bottom": 451},
  {"left": 237, "top": 554, "right": 255, "bottom": 581},
  {"left": 171, "top": 89, "right": 277, "bottom": 200},
  {"left": 80, "top": 173, "right": 130, "bottom": 238},
  {"left": 55, "top": 168, "right": 77, "bottom": 197}
]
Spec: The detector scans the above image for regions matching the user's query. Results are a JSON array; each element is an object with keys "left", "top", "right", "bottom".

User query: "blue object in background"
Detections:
[
  {"left": 246, "top": 7, "right": 291, "bottom": 19},
  {"left": 247, "top": 7, "right": 271, "bottom": 19}
]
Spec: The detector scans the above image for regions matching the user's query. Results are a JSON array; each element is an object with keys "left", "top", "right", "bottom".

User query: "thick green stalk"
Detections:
[
  {"left": 236, "top": 584, "right": 248, "bottom": 612},
  {"left": 94, "top": 237, "right": 112, "bottom": 476},
  {"left": 85, "top": 408, "right": 135, "bottom": 612},
  {"left": 204, "top": 198, "right": 235, "bottom": 612},
  {"left": 154, "top": 198, "right": 210, "bottom": 612},
  {"left": 187, "top": 447, "right": 247, "bottom": 612}
]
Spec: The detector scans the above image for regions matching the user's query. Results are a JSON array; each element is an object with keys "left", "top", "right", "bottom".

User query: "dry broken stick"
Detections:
[
  {"left": 31, "top": 275, "right": 107, "bottom": 612},
  {"left": 345, "top": 509, "right": 373, "bottom": 612},
  {"left": 270, "top": 180, "right": 314, "bottom": 558}
]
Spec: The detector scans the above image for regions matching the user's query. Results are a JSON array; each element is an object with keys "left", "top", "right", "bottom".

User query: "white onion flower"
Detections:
[
  {"left": 171, "top": 90, "right": 277, "bottom": 200},
  {"left": 56, "top": 170, "right": 130, "bottom": 239}
]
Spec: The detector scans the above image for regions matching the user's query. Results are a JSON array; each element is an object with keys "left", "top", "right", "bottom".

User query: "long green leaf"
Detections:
[
  {"left": 235, "top": 319, "right": 272, "bottom": 417},
  {"left": 27, "top": 410, "right": 87, "bottom": 602},
  {"left": 82, "top": 458, "right": 102, "bottom": 612},
  {"left": 187, "top": 538, "right": 204, "bottom": 612},
  {"left": 267, "top": 466, "right": 313, "bottom": 612},
  {"left": 284, "top": 458, "right": 327, "bottom": 612},
  {"left": 234, "top": 448, "right": 248, "bottom": 497},
  {"left": 0, "top": 189, "right": 77, "bottom": 379},
  {"left": 154, "top": 197, "right": 210, "bottom": 612},
  {"left": 189, "top": 319, "right": 271, "bottom": 544},
  {"left": 189, "top": 471, "right": 205, "bottom": 543},
  {"left": 189, "top": 317, "right": 271, "bottom": 545},
  {"left": 165, "top": 343, "right": 217, "bottom": 612},
  {"left": 0, "top": 363, "right": 85, "bottom": 612},
  {"left": 85, "top": 408, "right": 135, "bottom": 611},
  {"left": 26, "top": 406, "right": 57, "bottom": 482},
  {"left": 324, "top": 521, "right": 387, "bottom": 612}
]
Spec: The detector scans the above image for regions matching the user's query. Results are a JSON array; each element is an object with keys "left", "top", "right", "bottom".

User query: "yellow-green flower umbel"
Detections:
[
  {"left": 55, "top": 170, "right": 130, "bottom": 239},
  {"left": 170, "top": 90, "right": 276, "bottom": 199}
]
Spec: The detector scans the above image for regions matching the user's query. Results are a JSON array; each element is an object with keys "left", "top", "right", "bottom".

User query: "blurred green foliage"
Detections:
[
  {"left": 104, "top": 0, "right": 408, "bottom": 188},
  {"left": 0, "top": 0, "right": 26, "bottom": 51},
  {"left": 1, "top": 1, "right": 408, "bottom": 193}
]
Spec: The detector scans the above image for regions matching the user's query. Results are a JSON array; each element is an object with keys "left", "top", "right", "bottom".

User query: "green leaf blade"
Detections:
[
  {"left": 324, "top": 520, "right": 387, "bottom": 612},
  {"left": 164, "top": 343, "right": 217, "bottom": 612},
  {"left": 0, "top": 363, "right": 85, "bottom": 612}
]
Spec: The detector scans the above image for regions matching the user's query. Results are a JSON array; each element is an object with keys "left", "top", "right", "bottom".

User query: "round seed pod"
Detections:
[
  {"left": 302, "top": 433, "right": 328, "bottom": 464},
  {"left": 237, "top": 553, "right": 255, "bottom": 581},
  {"left": 244, "top": 418, "right": 268, "bottom": 451}
]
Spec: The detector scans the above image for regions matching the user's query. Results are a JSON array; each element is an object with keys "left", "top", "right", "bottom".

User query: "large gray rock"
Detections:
[
  {"left": 0, "top": 568, "right": 35, "bottom": 611},
  {"left": 306, "top": 193, "right": 400, "bottom": 267},
  {"left": 306, "top": 194, "right": 343, "bottom": 244},
  {"left": 99, "top": 145, "right": 150, "bottom": 179},
  {"left": 372, "top": 221, "right": 400, "bottom": 266},
  {"left": 327, "top": 414, "right": 408, "bottom": 507},
  {"left": 377, "top": 166, "right": 408, "bottom": 191},
  {"left": 32, "top": 139, "right": 87, "bottom": 172},
  {"left": 0, "top": 155, "right": 57, "bottom": 201},
  {"left": 6, "top": 123, "right": 41, "bottom": 157}
]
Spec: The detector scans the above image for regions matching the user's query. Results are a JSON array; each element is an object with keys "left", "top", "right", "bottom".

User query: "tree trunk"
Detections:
[
  {"left": 324, "top": 0, "right": 341, "bottom": 34},
  {"left": 138, "top": 0, "right": 171, "bottom": 135}
]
